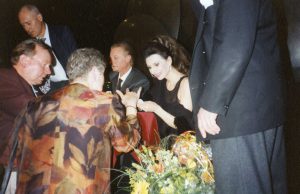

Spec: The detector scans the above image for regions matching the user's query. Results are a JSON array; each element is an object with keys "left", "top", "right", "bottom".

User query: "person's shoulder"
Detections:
[
  {"left": 48, "top": 24, "right": 69, "bottom": 29},
  {"left": 0, "top": 67, "right": 14, "bottom": 74},
  {"left": 27, "top": 95, "right": 59, "bottom": 116},
  {"left": 96, "top": 92, "right": 123, "bottom": 111},
  {"left": 0, "top": 68, "right": 19, "bottom": 81},
  {"left": 180, "top": 76, "right": 189, "bottom": 85},
  {"left": 131, "top": 68, "right": 148, "bottom": 79},
  {"left": 48, "top": 24, "right": 72, "bottom": 34},
  {"left": 109, "top": 71, "right": 118, "bottom": 80},
  {"left": 178, "top": 76, "right": 190, "bottom": 90}
]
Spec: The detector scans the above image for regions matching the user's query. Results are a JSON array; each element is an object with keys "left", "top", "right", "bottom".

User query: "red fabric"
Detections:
[
  {"left": 137, "top": 112, "right": 160, "bottom": 146},
  {"left": 112, "top": 112, "right": 160, "bottom": 167}
]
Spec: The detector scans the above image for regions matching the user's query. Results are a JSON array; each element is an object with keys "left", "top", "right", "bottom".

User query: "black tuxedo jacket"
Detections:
[
  {"left": 109, "top": 68, "right": 150, "bottom": 97},
  {"left": 48, "top": 25, "right": 77, "bottom": 69},
  {"left": 189, "top": 0, "right": 285, "bottom": 139}
]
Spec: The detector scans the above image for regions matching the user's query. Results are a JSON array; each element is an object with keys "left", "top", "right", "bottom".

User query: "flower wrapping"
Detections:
[{"left": 126, "top": 131, "right": 215, "bottom": 194}]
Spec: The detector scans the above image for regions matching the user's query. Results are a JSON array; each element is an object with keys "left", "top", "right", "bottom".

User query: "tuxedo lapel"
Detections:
[
  {"left": 48, "top": 25, "right": 70, "bottom": 67},
  {"left": 48, "top": 25, "right": 64, "bottom": 65},
  {"left": 189, "top": 0, "right": 218, "bottom": 109},
  {"left": 120, "top": 69, "right": 135, "bottom": 91},
  {"left": 110, "top": 73, "right": 118, "bottom": 92}
]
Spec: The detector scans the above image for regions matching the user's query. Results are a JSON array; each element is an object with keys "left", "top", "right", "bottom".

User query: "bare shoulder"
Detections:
[
  {"left": 178, "top": 77, "right": 192, "bottom": 111},
  {"left": 179, "top": 77, "right": 190, "bottom": 90}
]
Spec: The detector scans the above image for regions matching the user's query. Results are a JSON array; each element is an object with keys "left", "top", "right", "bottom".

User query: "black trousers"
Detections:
[
  {"left": 111, "top": 152, "right": 136, "bottom": 194},
  {"left": 211, "top": 126, "right": 287, "bottom": 194}
]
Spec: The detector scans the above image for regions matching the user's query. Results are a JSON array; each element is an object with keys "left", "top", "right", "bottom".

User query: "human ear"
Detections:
[
  {"left": 37, "top": 14, "right": 43, "bottom": 22},
  {"left": 167, "top": 56, "right": 172, "bottom": 66},
  {"left": 126, "top": 55, "right": 132, "bottom": 65},
  {"left": 19, "top": 55, "right": 30, "bottom": 67},
  {"left": 167, "top": 56, "right": 173, "bottom": 72}
]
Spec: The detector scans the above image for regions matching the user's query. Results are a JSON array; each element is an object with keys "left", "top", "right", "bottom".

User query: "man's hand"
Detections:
[{"left": 197, "top": 108, "right": 220, "bottom": 138}]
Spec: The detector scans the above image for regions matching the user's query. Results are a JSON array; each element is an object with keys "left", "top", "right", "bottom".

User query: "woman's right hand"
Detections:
[{"left": 137, "top": 100, "right": 159, "bottom": 112}]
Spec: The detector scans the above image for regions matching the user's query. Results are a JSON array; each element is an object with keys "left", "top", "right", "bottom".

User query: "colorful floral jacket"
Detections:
[{"left": 15, "top": 83, "right": 140, "bottom": 194}]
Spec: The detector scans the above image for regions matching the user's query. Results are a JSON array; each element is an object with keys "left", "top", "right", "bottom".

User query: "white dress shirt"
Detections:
[
  {"left": 118, "top": 67, "right": 132, "bottom": 87},
  {"left": 38, "top": 24, "right": 68, "bottom": 82}
]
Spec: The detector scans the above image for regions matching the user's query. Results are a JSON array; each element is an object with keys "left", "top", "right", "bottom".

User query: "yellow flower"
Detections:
[
  {"left": 201, "top": 170, "right": 215, "bottom": 184},
  {"left": 131, "top": 181, "right": 149, "bottom": 194},
  {"left": 152, "top": 162, "right": 164, "bottom": 174},
  {"left": 186, "top": 159, "right": 197, "bottom": 169}
]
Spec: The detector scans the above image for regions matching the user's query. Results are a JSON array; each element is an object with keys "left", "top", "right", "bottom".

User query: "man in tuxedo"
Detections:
[
  {"left": 0, "top": 39, "right": 53, "bottom": 190},
  {"left": 109, "top": 40, "right": 150, "bottom": 97},
  {"left": 189, "top": 0, "right": 286, "bottom": 193},
  {"left": 18, "top": 4, "right": 77, "bottom": 95}
]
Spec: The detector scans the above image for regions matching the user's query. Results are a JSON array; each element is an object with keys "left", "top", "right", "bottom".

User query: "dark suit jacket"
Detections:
[
  {"left": 35, "top": 25, "right": 77, "bottom": 94},
  {"left": 0, "top": 68, "right": 35, "bottom": 164},
  {"left": 109, "top": 67, "right": 150, "bottom": 98},
  {"left": 189, "top": 0, "right": 285, "bottom": 140},
  {"left": 48, "top": 24, "right": 77, "bottom": 69}
]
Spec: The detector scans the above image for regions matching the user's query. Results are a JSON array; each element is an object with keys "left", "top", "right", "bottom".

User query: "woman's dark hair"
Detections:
[{"left": 143, "top": 35, "right": 190, "bottom": 75}]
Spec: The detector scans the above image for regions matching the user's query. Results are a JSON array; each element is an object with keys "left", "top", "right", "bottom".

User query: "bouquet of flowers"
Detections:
[{"left": 125, "top": 131, "right": 215, "bottom": 194}]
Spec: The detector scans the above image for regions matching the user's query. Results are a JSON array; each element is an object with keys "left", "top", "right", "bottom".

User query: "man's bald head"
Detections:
[{"left": 18, "top": 4, "right": 45, "bottom": 38}]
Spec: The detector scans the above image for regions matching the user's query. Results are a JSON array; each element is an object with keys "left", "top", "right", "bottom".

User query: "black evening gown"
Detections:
[{"left": 150, "top": 76, "right": 194, "bottom": 138}]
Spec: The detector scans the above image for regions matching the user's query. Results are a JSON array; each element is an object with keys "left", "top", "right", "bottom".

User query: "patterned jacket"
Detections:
[{"left": 15, "top": 83, "right": 140, "bottom": 194}]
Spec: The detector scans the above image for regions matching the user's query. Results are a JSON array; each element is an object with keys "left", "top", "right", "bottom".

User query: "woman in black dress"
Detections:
[{"left": 138, "top": 35, "right": 193, "bottom": 138}]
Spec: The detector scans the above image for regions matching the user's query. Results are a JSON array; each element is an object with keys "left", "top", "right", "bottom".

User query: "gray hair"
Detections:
[
  {"left": 11, "top": 39, "right": 54, "bottom": 65},
  {"left": 66, "top": 48, "right": 106, "bottom": 81},
  {"left": 19, "top": 4, "right": 41, "bottom": 15}
]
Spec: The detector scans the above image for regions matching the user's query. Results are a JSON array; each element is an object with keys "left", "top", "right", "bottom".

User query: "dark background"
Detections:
[{"left": 0, "top": 0, "right": 299, "bottom": 193}]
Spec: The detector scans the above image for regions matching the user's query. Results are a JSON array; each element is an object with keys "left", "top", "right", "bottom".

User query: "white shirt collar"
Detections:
[
  {"left": 38, "top": 23, "right": 51, "bottom": 46},
  {"left": 119, "top": 67, "right": 132, "bottom": 86},
  {"left": 199, "top": 0, "right": 214, "bottom": 9}
]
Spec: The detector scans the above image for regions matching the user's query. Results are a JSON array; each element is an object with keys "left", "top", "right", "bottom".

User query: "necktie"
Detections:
[{"left": 116, "top": 78, "right": 122, "bottom": 90}]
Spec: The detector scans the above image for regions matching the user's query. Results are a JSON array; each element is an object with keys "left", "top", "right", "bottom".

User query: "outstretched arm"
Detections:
[
  {"left": 110, "top": 88, "right": 141, "bottom": 153},
  {"left": 137, "top": 100, "right": 177, "bottom": 129}
]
